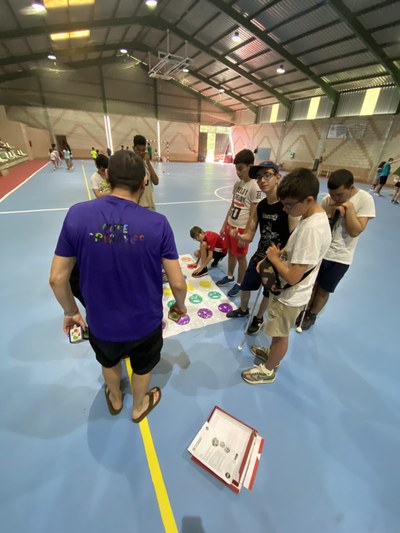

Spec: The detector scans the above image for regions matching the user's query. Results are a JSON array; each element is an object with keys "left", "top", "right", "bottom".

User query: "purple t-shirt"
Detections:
[{"left": 55, "top": 196, "right": 178, "bottom": 342}]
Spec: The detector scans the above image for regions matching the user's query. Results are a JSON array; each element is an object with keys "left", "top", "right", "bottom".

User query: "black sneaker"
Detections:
[
  {"left": 192, "top": 267, "right": 209, "bottom": 278},
  {"left": 226, "top": 307, "right": 249, "bottom": 318},
  {"left": 247, "top": 316, "right": 263, "bottom": 335}
]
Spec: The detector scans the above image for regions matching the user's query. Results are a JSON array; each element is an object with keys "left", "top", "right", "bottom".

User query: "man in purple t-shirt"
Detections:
[{"left": 50, "top": 150, "right": 187, "bottom": 422}]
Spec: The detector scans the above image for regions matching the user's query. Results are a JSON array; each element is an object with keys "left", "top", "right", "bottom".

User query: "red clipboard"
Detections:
[{"left": 189, "top": 406, "right": 264, "bottom": 493}]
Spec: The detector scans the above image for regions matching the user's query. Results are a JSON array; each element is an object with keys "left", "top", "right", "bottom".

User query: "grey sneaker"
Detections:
[
  {"left": 241, "top": 364, "right": 276, "bottom": 384},
  {"left": 247, "top": 316, "right": 264, "bottom": 335},
  {"left": 227, "top": 283, "right": 241, "bottom": 297},
  {"left": 250, "top": 345, "right": 280, "bottom": 369}
]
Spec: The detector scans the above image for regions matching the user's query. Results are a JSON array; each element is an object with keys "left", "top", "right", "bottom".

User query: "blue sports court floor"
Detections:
[{"left": 0, "top": 160, "right": 399, "bottom": 533}]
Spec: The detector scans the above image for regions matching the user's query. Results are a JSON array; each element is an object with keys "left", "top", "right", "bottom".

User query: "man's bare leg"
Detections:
[
  {"left": 102, "top": 362, "right": 123, "bottom": 410},
  {"left": 309, "top": 286, "right": 330, "bottom": 315},
  {"left": 227, "top": 252, "right": 237, "bottom": 278},
  {"left": 256, "top": 296, "right": 269, "bottom": 319},
  {"left": 236, "top": 255, "right": 247, "bottom": 284},
  {"left": 264, "top": 336, "right": 288, "bottom": 371},
  {"left": 131, "top": 372, "right": 160, "bottom": 420}
]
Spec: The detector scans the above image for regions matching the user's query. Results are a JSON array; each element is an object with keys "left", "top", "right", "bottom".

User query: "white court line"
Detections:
[
  {"left": 0, "top": 162, "right": 50, "bottom": 203},
  {"left": 0, "top": 198, "right": 226, "bottom": 215}
]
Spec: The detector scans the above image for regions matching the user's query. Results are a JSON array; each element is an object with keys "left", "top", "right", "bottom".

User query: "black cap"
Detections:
[{"left": 249, "top": 160, "right": 279, "bottom": 179}]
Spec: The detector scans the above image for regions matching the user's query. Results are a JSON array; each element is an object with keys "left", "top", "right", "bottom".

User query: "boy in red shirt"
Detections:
[{"left": 190, "top": 226, "right": 227, "bottom": 278}]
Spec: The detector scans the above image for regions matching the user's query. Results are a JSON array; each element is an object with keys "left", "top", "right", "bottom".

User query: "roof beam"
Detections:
[
  {"left": 208, "top": 0, "right": 338, "bottom": 102},
  {"left": 0, "top": 15, "right": 289, "bottom": 108},
  {"left": 327, "top": 0, "right": 400, "bottom": 90}
]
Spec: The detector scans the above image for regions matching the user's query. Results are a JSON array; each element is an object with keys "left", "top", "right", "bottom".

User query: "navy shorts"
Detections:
[
  {"left": 379, "top": 175, "right": 389, "bottom": 185},
  {"left": 240, "top": 260, "right": 269, "bottom": 297},
  {"left": 89, "top": 325, "right": 163, "bottom": 374},
  {"left": 316, "top": 259, "right": 350, "bottom": 293}
]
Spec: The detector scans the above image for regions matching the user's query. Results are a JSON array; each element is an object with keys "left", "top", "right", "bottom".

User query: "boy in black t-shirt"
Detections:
[{"left": 226, "top": 161, "right": 297, "bottom": 334}]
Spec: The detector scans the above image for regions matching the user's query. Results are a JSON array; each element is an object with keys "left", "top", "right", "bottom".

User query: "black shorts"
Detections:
[
  {"left": 379, "top": 175, "right": 389, "bottom": 185},
  {"left": 240, "top": 260, "right": 269, "bottom": 297},
  {"left": 89, "top": 325, "right": 163, "bottom": 374},
  {"left": 316, "top": 259, "right": 350, "bottom": 293}
]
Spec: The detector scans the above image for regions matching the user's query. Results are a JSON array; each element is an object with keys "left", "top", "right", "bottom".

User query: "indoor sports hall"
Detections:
[{"left": 1, "top": 2, "right": 400, "bottom": 533}]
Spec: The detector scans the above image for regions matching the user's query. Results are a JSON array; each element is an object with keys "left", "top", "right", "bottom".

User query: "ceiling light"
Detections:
[
  {"left": 219, "top": 88, "right": 225, "bottom": 93},
  {"left": 31, "top": 1, "right": 46, "bottom": 12},
  {"left": 48, "top": 53, "right": 57, "bottom": 60},
  {"left": 44, "top": 0, "right": 95, "bottom": 6},
  {"left": 182, "top": 67, "right": 189, "bottom": 73},
  {"left": 232, "top": 30, "right": 241, "bottom": 42},
  {"left": 277, "top": 64, "right": 285, "bottom": 74},
  {"left": 145, "top": 0, "right": 158, "bottom": 8},
  {"left": 119, "top": 48, "right": 128, "bottom": 54}
]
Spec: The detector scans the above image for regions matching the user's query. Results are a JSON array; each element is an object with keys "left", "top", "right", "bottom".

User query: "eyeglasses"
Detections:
[
  {"left": 281, "top": 200, "right": 303, "bottom": 210},
  {"left": 256, "top": 171, "right": 276, "bottom": 181}
]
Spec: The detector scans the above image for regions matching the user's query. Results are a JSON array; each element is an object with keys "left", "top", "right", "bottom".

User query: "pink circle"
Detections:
[
  {"left": 177, "top": 314, "right": 190, "bottom": 326},
  {"left": 197, "top": 308, "right": 213, "bottom": 319},
  {"left": 218, "top": 303, "right": 233, "bottom": 313},
  {"left": 162, "top": 321, "right": 167, "bottom": 330}
]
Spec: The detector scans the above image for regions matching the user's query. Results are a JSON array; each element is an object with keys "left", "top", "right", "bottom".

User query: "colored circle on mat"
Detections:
[
  {"left": 167, "top": 300, "right": 176, "bottom": 308},
  {"left": 218, "top": 303, "right": 233, "bottom": 313},
  {"left": 197, "top": 308, "right": 213, "bottom": 319},
  {"left": 162, "top": 321, "right": 167, "bottom": 330},
  {"left": 189, "top": 294, "right": 203, "bottom": 304},
  {"left": 163, "top": 287, "right": 172, "bottom": 296},
  {"left": 177, "top": 314, "right": 190, "bottom": 326},
  {"left": 200, "top": 280, "right": 212, "bottom": 288},
  {"left": 186, "top": 283, "right": 194, "bottom": 291},
  {"left": 208, "top": 291, "right": 222, "bottom": 299},
  {"left": 181, "top": 257, "right": 191, "bottom": 262}
]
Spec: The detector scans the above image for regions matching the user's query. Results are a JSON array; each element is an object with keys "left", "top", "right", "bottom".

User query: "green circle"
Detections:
[
  {"left": 167, "top": 299, "right": 176, "bottom": 308},
  {"left": 189, "top": 294, "right": 203, "bottom": 304},
  {"left": 208, "top": 291, "right": 222, "bottom": 299}
]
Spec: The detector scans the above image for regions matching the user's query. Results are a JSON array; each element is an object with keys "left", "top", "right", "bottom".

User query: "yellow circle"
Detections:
[
  {"left": 186, "top": 283, "right": 194, "bottom": 291},
  {"left": 199, "top": 280, "right": 212, "bottom": 288},
  {"left": 181, "top": 256, "right": 191, "bottom": 262},
  {"left": 163, "top": 287, "right": 173, "bottom": 296}
]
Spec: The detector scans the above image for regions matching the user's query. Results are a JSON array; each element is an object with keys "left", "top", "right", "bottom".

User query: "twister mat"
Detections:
[{"left": 162, "top": 255, "right": 235, "bottom": 339}]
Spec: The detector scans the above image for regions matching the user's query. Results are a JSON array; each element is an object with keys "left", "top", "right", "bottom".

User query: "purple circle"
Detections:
[
  {"left": 177, "top": 314, "right": 190, "bottom": 326},
  {"left": 162, "top": 320, "right": 167, "bottom": 330},
  {"left": 218, "top": 303, "right": 233, "bottom": 313},
  {"left": 197, "top": 308, "right": 213, "bottom": 319}
]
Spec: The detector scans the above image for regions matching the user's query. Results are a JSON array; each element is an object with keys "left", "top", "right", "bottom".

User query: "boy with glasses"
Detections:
[
  {"left": 241, "top": 168, "right": 331, "bottom": 385},
  {"left": 226, "top": 161, "right": 297, "bottom": 334}
]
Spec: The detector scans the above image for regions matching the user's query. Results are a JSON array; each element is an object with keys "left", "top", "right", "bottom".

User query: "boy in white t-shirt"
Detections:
[
  {"left": 242, "top": 168, "right": 331, "bottom": 385},
  {"left": 90, "top": 154, "right": 110, "bottom": 198},
  {"left": 216, "top": 149, "right": 262, "bottom": 297},
  {"left": 299, "top": 168, "right": 376, "bottom": 330}
]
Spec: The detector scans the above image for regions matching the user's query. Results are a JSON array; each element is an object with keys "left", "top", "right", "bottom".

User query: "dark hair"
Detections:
[
  {"left": 190, "top": 226, "right": 203, "bottom": 239},
  {"left": 328, "top": 169, "right": 354, "bottom": 190},
  {"left": 277, "top": 168, "right": 319, "bottom": 201},
  {"left": 133, "top": 134, "right": 146, "bottom": 147},
  {"left": 95, "top": 154, "right": 109, "bottom": 170},
  {"left": 233, "top": 149, "right": 255, "bottom": 166},
  {"left": 108, "top": 150, "right": 146, "bottom": 193},
  {"left": 378, "top": 161, "right": 386, "bottom": 169}
]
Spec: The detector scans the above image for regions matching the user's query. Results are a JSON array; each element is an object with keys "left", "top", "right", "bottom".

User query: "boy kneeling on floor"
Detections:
[{"left": 190, "top": 226, "right": 227, "bottom": 278}]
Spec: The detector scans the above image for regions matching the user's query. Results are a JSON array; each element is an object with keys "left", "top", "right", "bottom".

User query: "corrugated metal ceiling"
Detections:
[{"left": 0, "top": 0, "right": 399, "bottom": 115}]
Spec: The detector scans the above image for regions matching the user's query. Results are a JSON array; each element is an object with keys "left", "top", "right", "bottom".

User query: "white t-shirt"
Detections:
[
  {"left": 322, "top": 189, "right": 375, "bottom": 265},
  {"left": 228, "top": 179, "right": 262, "bottom": 228},
  {"left": 277, "top": 212, "right": 331, "bottom": 307},
  {"left": 90, "top": 170, "right": 110, "bottom": 193}
]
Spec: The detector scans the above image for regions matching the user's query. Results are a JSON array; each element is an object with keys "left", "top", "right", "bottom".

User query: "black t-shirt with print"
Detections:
[{"left": 250, "top": 198, "right": 290, "bottom": 264}]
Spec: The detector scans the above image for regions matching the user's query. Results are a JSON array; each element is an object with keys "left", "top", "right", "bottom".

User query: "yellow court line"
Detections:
[
  {"left": 124, "top": 359, "right": 178, "bottom": 533},
  {"left": 82, "top": 164, "right": 92, "bottom": 200}
]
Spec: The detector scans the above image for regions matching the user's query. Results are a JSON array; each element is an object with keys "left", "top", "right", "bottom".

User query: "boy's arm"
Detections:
[
  {"left": 144, "top": 153, "right": 159, "bottom": 185},
  {"left": 220, "top": 200, "right": 234, "bottom": 236},
  {"left": 336, "top": 202, "right": 369, "bottom": 237},
  {"left": 266, "top": 244, "right": 309, "bottom": 286},
  {"left": 240, "top": 204, "right": 259, "bottom": 243}
]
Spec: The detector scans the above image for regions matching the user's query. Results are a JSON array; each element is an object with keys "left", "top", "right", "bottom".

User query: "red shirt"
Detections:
[{"left": 205, "top": 231, "right": 226, "bottom": 253}]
